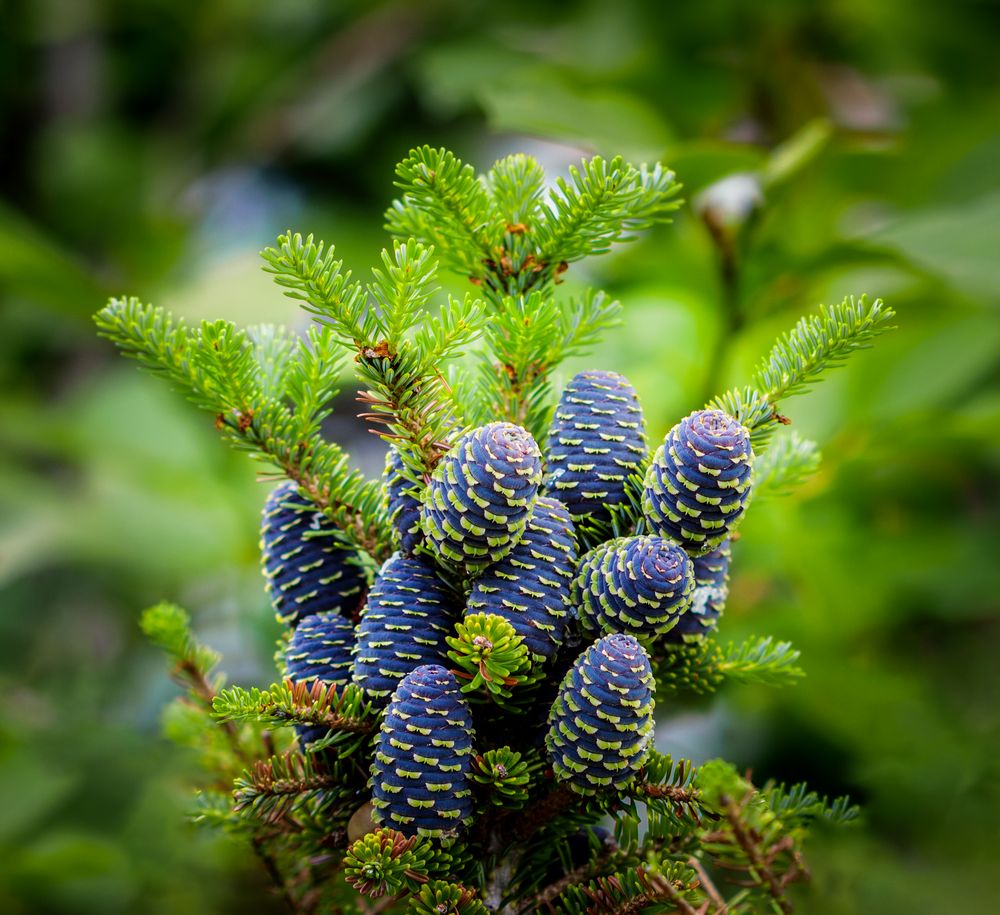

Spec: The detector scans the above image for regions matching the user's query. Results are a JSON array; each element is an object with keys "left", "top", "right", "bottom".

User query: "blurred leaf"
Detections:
[
  {"left": 478, "top": 70, "right": 673, "bottom": 161},
  {"left": 865, "top": 194, "right": 1000, "bottom": 303},
  {"left": 0, "top": 203, "right": 107, "bottom": 316}
]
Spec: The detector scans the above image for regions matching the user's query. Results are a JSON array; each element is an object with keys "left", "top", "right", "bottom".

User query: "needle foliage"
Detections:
[{"left": 97, "top": 148, "right": 893, "bottom": 914}]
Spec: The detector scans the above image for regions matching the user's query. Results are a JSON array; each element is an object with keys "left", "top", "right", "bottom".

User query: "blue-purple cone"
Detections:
[
  {"left": 421, "top": 423, "right": 542, "bottom": 572},
  {"left": 665, "top": 540, "right": 731, "bottom": 643},
  {"left": 351, "top": 555, "right": 455, "bottom": 704},
  {"left": 545, "top": 634, "right": 654, "bottom": 794},
  {"left": 370, "top": 665, "right": 475, "bottom": 837},
  {"left": 642, "top": 410, "right": 753, "bottom": 555},
  {"left": 545, "top": 371, "right": 647, "bottom": 522},
  {"left": 260, "top": 481, "right": 367, "bottom": 627},
  {"left": 466, "top": 496, "right": 577, "bottom": 661},
  {"left": 575, "top": 536, "right": 695, "bottom": 640},
  {"left": 383, "top": 447, "right": 423, "bottom": 555},
  {"left": 283, "top": 611, "right": 355, "bottom": 745}
]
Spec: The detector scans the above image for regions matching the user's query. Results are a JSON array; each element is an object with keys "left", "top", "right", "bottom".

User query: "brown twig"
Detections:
[
  {"left": 176, "top": 660, "right": 249, "bottom": 764},
  {"left": 518, "top": 839, "right": 617, "bottom": 913},
  {"left": 687, "top": 857, "right": 728, "bottom": 913},
  {"left": 721, "top": 792, "right": 792, "bottom": 913}
]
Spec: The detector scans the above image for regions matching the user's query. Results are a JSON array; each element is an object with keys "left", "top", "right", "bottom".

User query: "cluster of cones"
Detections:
[{"left": 261, "top": 370, "right": 753, "bottom": 835}]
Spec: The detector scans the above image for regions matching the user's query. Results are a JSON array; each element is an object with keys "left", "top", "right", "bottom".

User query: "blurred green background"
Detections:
[{"left": 2, "top": 0, "right": 998, "bottom": 911}]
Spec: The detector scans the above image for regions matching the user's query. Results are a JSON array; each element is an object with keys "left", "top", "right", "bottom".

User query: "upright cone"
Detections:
[
  {"left": 370, "top": 665, "right": 475, "bottom": 837},
  {"left": 642, "top": 409, "right": 753, "bottom": 555},
  {"left": 575, "top": 536, "right": 694, "bottom": 640},
  {"left": 421, "top": 423, "right": 542, "bottom": 572},
  {"left": 352, "top": 555, "right": 455, "bottom": 704},
  {"left": 545, "top": 634, "right": 655, "bottom": 794},
  {"left": 260, "top": 481, "right": 367, "bottom": 627},
  {"left": 546, "top": 370, "right": 647, "bottom": 521}
]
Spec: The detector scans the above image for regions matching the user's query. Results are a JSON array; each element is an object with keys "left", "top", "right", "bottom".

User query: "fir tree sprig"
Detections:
[
  {"left": 469, "top": 289, "right": 622, "bottom": 439},
  {"left": 140, "top": 603, "right": 260, "bottom": 769},
  {"left": 711, "top": 295, "right": 895, "bottom": 450},
  {"left": 556, "top": 864, "right": 705, "bottom": 915},
  {"left": 753, "top": 295, "right": 895, "bottom": 404},
  {"left": 262, "top": 233, "right": 486, "bottom": 475},
  {"left": 387, "top": 149, "right": 680, "bottom": 304},
  {"left": 535, "top": 158, "right": 681, "bottom": 266},
  {"left": 763, "top": 782, "right": 860, "bottom": 828},
  {"left": 656, "top": 636, "right": 805, "bottom": 696},
  {"left": 629, "top": 752, "right": 704, "bottom": 832},
  {"left": 387, "top": 146, "right": 497, "bottom": 278},
  {"left": 752, "top": 431, "right": 822, "bottom": 498},
  {"left": 213, "top": 679, "right": 377, "bottom": 741},
  {"left": 696, "top": 761, "right": 813, "bottom": 913},
  {"left": 141, "top": 601, "right": 222, "bottom": 685},
  {"left": 233, "top": 750, "right": 351, "bottom": 825},
  {"left": 95, "top": 298, "right": 390, "bottom": 557}
]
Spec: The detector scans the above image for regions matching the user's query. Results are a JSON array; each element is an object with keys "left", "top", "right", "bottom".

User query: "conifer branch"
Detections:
[
  {"left": 753, "top": 295, "right": 894, "bottom": 405},
  {"left": 213, "top": 679, "right": 377, "bottom": 736},
  {"left": 486, "top": 154, "right": 546, "bottom": 227},
  {"left": 95, "top": 298, "right": 390, "bottom": 557},
  {"left": 263, "top": 233, "right": 484, "bottom": 476},
  {"left": 568, "top": 866, "right": 704, "bottom": 915},
  {"left": 709, "top": 295, "right": 894, "bottom": 450},
  {"left": 536, "top": 158, "right": 681, "bottom": 265},
  {"left": 696, "top": 761, "right": 817, "bottom": 912},
  {"left": 470, "top": 289, "right": 621, "bottom": 439},
  {"left": 656, "top": 637, "right": 805, "bottom": 697},
  {"left": 140, "top": 603, "right": 251, "bottom": 765},
  {"left": 234, "top": 751, "right": 349, "bottom": 824},
  {"left": 519, "top": 838, "right": 617, "bottom": 914},
  {"left": 387, "top": 146, "right": 496, "bottom": 276},
  {"left": 752, "top": 431, "right": 821, "bottom": 498}
]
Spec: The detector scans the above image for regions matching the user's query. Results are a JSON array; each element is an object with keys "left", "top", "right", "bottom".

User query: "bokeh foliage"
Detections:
[{"left": 1, "top": 0, "right": 998, "bottom": 912}]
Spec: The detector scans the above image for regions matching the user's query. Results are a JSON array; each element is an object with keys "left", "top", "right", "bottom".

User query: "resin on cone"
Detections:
[
  {"left": 545, "top": 634, "right": 654, "bottom": 794},
  {"left": 260, "top": 480, "right": 367, "bottom": 626},
  {"left": 352, "top": 554, "right": 455, "bottom": 704},
  {"left": 575, "top": 536, "right": 694, "bottom": 640},
  {"left": 465, "top": 496, "right": 577, "bottom": 661},
  {"left": 421, "top": 422, "right": 542, "bottom": 571},
  {"left": 665, "top": 539, "right": 731, "bottom": 642},
  {"left": 642, "top": 409, "right": 753, "bottom": 555},
  {"left": 546, "top": 370, "right": 647, "bottom": 521},
  {"left": 370, "top": 665, "right": 475, "bottom": 837}
]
